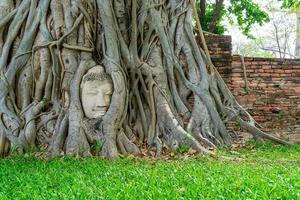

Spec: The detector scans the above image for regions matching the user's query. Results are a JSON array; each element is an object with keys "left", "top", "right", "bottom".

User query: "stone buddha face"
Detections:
[{"left": 81, "top": 66, "right": 113, "bottom": 119}]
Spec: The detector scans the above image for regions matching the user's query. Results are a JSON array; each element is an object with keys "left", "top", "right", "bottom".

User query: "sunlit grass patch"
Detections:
[{"left": 0, "top": 142, "right": 300, "bottom": 199}]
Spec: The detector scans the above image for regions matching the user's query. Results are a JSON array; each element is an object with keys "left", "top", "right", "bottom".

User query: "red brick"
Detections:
[
  {"left": 284, "top": 70, "right": 297, "bottom": 73},
  {"left": 260, "top": 73, "right": 271, "bottom": 77},
  {"left": 232, "top": 61, "right": 241, "bottom": 66},
  {"left": 264, "top": 69, "right": 274, "bottom": 73},
  {"left": 262, "top": 65, "right": 272, "bottom": 69},
  {"left": 256, "top": 69, "right": 265, "bottom": 73},
  {"left": 271, "top": 74, "right": 280, "bottom": 77},
  {"left": 272, "top": 78, "right": 282, "bottom": 81}
]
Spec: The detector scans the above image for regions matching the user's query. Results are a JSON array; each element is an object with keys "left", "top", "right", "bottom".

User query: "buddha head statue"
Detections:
[{"left": 81, "top": 65, "right": 113, "bottom": 119}]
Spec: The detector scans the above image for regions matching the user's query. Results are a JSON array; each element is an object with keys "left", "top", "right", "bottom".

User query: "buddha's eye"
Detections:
[{"left": 88, "top": 91, "right": 98, "bottom": 95}]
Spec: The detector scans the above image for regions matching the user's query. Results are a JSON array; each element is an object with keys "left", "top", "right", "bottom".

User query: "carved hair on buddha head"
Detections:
[{"left": 80, "top": 65, "right": 113, "bottom": 119}]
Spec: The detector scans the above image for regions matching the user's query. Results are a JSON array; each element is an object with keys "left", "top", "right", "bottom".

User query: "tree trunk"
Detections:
[
  {"left": 209, "top": 0, "right": 224, "bottom": 33},
  {"left": 0, "top": 0, "right": 288, "bottom": 159},
  {"left": 199, "top": 0, "right": 206, "bottom": 23}
]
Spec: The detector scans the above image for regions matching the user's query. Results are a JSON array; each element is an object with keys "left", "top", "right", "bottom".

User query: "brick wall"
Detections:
[
  {"left": 200, "top": 33, "right": 232, "bottom": 73},
  {"left": 228, "top": 56, "right": 300, "bottom": 130},
  {"left": 202, "top": 33, "right": 300, "bottom": 133}
]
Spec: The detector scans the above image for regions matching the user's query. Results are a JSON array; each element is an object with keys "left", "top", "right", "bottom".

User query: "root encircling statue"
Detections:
[{"left": 0, "top": 0, "right": 290, "bottom": 159}]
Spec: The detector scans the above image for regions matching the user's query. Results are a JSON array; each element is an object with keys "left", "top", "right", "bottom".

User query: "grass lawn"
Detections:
[{"left": 0, "top": 142, "right": 300, "bottom": 200}]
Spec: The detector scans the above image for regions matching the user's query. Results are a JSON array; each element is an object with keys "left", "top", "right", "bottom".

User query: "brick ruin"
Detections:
[{"left": 202, "top": 33, "right": 300, "bottom": 138}]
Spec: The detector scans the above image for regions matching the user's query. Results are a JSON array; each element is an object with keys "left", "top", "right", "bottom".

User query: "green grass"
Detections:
[{"left": 1, "top": 142, "right": 300, "bottom": 200}]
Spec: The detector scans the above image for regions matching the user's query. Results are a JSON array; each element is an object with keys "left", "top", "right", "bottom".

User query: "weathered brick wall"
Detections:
[
  {"left": 200, "top": 33, "right": 232, "bottom": 73},
  {"left": 202, "top": 33, "right": 300, "bottom": 133},
  {"left": 228, "top": 56, "right": 300, "bottom": 129}
]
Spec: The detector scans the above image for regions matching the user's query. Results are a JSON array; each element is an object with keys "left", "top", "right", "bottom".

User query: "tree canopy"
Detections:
[
  {"left": 198, "top": 0, "right": 300, "bottom": 36},
  {"left": 281, "top": 0, "right": 300, "bottom": 8},
  {"left": 196, "top": 0, "right": 270, "bottom": 36}
]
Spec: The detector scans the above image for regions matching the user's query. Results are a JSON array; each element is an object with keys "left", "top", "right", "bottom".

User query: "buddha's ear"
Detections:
[{"left": 80, "top": 74, "right": 87, "bottom": 89}]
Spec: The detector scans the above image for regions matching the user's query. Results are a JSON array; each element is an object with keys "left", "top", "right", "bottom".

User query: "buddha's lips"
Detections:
[{"left": 91, "top": 109, "right": 108, "bottom": 114}]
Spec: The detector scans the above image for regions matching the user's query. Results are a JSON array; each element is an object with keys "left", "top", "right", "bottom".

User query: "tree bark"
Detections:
[
  {"left": 209, "top": 0, "right": 224, "bottom": 33},
  {"left": 199, "top": 0, "right": 206, "bottom": 23}
]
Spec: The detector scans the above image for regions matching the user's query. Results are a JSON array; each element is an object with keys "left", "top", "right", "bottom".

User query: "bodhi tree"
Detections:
[
  {"left": 0, "top": 0, "right": 290, "bottom": 159},
  {"left": 196, "top": 0, "right": 299, "bottom": 36},
  {"left": 196, "top": 0, "right": 270, "bottom": 36}
]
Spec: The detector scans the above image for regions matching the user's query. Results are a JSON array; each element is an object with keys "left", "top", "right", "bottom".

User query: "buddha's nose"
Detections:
[{"left": 95, "top": 94, "right": 106, "bottom": 108}]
